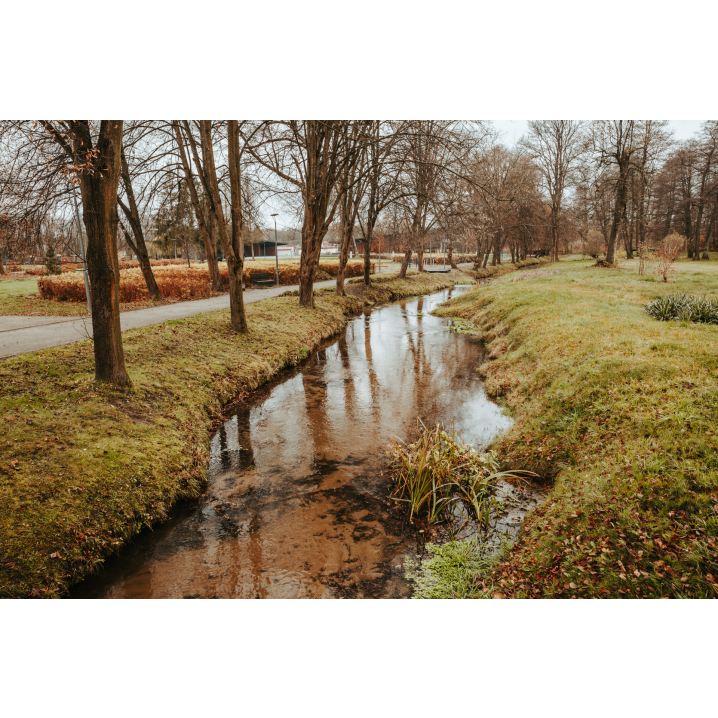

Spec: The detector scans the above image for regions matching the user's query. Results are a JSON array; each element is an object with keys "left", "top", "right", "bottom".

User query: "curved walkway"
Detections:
[{"left": 0, "top": 280, "right": 336, "bottom": 360}]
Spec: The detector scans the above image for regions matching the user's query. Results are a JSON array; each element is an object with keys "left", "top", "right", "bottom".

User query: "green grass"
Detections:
[
  {"left": 0, "top": 271, "right": 464, "bottom": 597},
  {"left": 405, "top": 539, "right": 501, "bottom": 599},
  {"left": 432, "top": 256, "right": 718, "bottom": 599}
]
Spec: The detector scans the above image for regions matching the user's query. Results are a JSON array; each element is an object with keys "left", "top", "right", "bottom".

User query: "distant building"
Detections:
[
  {"left": 245, "top": 241, "right": 292, "bottom": 258},
  {"left": 321, "top": 241, "right": 339, "bottom": 255}
]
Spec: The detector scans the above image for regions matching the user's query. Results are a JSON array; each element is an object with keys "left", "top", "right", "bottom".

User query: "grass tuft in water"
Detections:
[
  {"left": 387, "top": 421, "right": 532, "bottom": 526},
  {"left": 404, "top": 539, "right": 501, "bottom": 599}
]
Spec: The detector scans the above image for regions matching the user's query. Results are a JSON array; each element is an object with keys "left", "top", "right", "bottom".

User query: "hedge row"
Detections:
[{"left": 38, "top": 261, "right": 374, "bottom": 303}]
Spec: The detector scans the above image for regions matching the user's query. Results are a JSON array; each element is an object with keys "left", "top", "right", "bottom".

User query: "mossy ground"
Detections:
[
  {"left": 0, "top": 271, "right": 463, "bottom": 598},
  {"left": 433, "top": 255, "right": 718, "bottom": 598}
]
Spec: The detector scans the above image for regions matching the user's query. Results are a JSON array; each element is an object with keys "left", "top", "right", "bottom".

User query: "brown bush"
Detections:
[{"left": 38, "top": 260, "right": 376, "bottom": 303}]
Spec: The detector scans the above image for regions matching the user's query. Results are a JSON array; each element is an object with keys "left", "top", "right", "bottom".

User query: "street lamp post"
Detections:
[
  {"left": 71, "top": 186, "right": 92, "bottom": 316},
  {"left": 271, "top": 214, "right": 279, "bottom": 286}
]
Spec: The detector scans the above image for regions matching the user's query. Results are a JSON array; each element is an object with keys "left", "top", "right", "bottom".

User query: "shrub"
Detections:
[
  {"left": 43, "top": 248, "right": 62, "bottom": 275},
  {"left": 583, "top": 230, "right": 605, "bottom": 258},
  {"left": 645, "top": 293, "right": 718, "bottom": 324},
  {"left": 38, "top": 260, "right": 376, "bottom": 303},
  {"left": 656, "top": 233, "right": 684, "bottom": 283}
]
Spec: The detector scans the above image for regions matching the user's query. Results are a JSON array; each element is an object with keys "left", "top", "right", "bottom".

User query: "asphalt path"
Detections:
[
  {"left": 0, "top": 279, "right": 336, "bottom": 360},
  {"left": 0, "top": 264, "right": 474, "bottom": 360}
]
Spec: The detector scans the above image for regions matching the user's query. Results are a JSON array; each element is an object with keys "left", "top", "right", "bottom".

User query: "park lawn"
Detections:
[
  {"left": 434, "top": 257, "right": 718, "bottom": 599},
  {"left": 0, "top": 270, "right": 462, "bottom": 598},
  {"left": 0, "top": 259, "right": 375, "bottom": 316},
  {"left": 0, "top": 277, "right": 179, "bottom": 317}
]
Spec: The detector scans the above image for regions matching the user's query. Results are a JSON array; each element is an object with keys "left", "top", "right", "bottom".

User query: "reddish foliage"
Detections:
[{"left": 37, "top": 261, "right": 375, "bottom": 303}]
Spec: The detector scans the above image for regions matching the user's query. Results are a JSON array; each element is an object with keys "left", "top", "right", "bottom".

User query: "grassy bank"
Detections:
[
  {"left": 433, "top": 258, "right": 718, "bottom": 598},
  {"left": 466, "top": 256, "right": 547, "bottom": 280},
  {"left": 0, "top": 271, "right": 460, "bottom": 597}
]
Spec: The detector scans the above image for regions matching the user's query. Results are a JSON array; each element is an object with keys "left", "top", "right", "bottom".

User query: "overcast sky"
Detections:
[
  {"left": 493, "top": 120, "right": 705, "bottom": 146},
  {"left": 263, "top": 120, "right": 710, "bottom": 230}
]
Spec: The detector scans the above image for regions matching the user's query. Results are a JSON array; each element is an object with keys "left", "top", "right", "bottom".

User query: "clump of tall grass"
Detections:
[
  {"left": 645, "top": 293, "right": 718, "bottom": 324},
  {"left": 387, "top": 421, "right": 532, "bottom": 527}
]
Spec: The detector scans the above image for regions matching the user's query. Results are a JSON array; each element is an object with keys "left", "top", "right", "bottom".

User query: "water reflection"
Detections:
[{"left": 73, "top": 287, "right": 513, "bottom": 599}]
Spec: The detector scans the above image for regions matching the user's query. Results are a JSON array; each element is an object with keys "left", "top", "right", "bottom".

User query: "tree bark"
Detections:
[
  {"left": 59, "top": 121, "right": 131, "bottom": 386},
  {"left": 398, "top": 233, "right": 413, "bottom": 278},
  {"left": 606, "top": 156, "right": 630, "bottom": 265},
  {"left": 363, "top": 222, "right": 374, "bottom": 286},
  {"left": 227, "top": 120, "right": 248, "bottom": 333}
]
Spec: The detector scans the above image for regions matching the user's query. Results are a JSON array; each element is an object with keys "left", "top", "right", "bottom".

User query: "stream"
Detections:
[{"left": 73, "top": 285, "right": 542, "bottom": 599}]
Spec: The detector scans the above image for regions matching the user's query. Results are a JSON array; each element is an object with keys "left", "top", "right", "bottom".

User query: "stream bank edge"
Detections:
[
  {"left": 1, "top": 270, "right": 483, "bottom": 597},
  {"left": 431, "top": 258, "right": 718, "bottom": 598}
]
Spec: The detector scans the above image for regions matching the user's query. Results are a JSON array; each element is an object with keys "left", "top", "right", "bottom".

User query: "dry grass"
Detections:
[{"left": 434, "top": 255, "right": 718, "bottom": 598}]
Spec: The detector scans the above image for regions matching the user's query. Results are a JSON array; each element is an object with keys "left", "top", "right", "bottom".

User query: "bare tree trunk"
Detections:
[
  {"left": 684, "top": 201, "right": 694, "bottom": 258},
  {"left": 227, "top": 120, "right": 248, "bottom": 333},
  {"left": 363, "top": 222, "right": 374, "bottom": 286},
  {"left": 118, "top": 151, "right": 161, "bottom": 300},
  {"left": 551, "top": 215, "right": 559, "bottom": 262},
  {"left": 299, "top": 225, "right": 323, "bottom": 307},
  {"left": 606, "top": 162, "right": 629, "bottom": 265},
  {"left": 398, "top": 234, "right": 413, "bottom": 278},
  {"left": 704, "top": 202, "right": 717, "bottom": 258},
  {"left": 72, "top": 121, "right": 131, "bottom": 386},
  {"left": 416, "top": 235, "right": 425, "bottom": 272},
  {"left": 336, "top": 237, "right": 349, "bottom": 296},
  {"left": 199, "top": 120, "right": 246, "bottom": 332}
]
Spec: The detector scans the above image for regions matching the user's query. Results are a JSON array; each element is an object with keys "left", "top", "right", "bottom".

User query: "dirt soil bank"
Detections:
[
  {"left": 0, "top": 271, "right": 466, "bottom": 597},
  {"left": 434, "top": 258, "right": 718, "bottom": 598}
]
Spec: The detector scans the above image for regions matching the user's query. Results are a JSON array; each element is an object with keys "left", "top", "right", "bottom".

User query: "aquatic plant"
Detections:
[{"left": 387, "top": 421, "right": 532, "bottom": 527}]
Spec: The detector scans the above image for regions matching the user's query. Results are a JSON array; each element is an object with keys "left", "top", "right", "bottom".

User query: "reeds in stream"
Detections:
[{"left": 387, "top": 421, "right": 533, "bottom": 528}]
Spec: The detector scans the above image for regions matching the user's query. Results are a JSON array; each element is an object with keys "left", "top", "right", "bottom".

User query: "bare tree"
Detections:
[
  {"left": 173, "top": 121, "right": 221, "bottom": 290},
  {"left": 118, "top": 149, "right": 161, "bottom": 298},
  {"left": 42, "top": 121, "right": 131, "bottom": 385},
  {"left": 591, "top": 121, "right": 643, "bottom": 265},
  {"left": 522, "top": 121, "right": 585, "bottom": 262},
  {"left": 245, "top": 121, "right": 363, "bottom": 308}
]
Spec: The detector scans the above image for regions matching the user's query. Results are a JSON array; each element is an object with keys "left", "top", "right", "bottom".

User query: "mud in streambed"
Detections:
[{"left": 73, "top": 286, "right": 530, "bottom": 599}]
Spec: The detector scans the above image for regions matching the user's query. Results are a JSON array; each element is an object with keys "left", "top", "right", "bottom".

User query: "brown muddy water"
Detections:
[{"left": 73, "top": 286, "right": 542, "bottom": 599}]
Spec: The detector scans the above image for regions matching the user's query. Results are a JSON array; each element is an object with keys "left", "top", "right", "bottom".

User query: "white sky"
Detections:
[
  {"left": 493, "top": 120, "right": 705, "bottom": 146},
  {"left": 264, "top": 120, "right": 711, "bottom": 229}
]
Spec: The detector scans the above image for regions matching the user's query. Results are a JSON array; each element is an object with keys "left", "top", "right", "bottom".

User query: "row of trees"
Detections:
[{"left": 1, "top": 120, "right": 715, "bottom": 385}]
